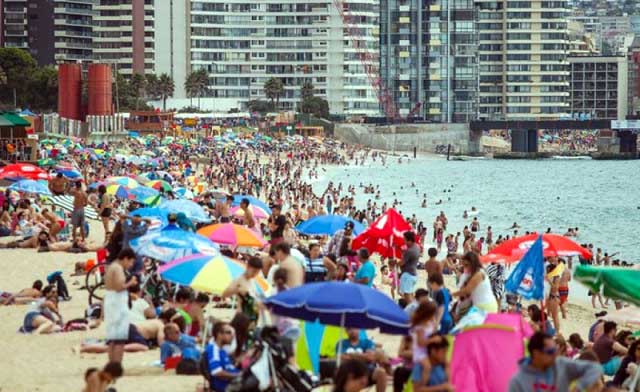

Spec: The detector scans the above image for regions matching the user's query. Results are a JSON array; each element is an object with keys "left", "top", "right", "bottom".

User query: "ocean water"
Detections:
[{"left": 312, "top": 156, "right": 640, "bottom": 264}]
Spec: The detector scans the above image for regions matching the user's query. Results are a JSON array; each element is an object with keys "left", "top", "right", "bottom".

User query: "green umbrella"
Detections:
[{"left": 574, "top": 265, "right": 640, "bottom": 307}]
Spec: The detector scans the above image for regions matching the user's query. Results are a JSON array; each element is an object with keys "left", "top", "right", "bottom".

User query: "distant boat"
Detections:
[
  {"left": 450, "top": 155, "right": 488, "bottom": 161},
  {"left": 550, "top": 155, "right": 592, "bottom": 160}
]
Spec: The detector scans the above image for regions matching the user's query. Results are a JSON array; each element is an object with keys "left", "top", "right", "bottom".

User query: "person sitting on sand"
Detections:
[
  {"left": 79, "top": 318, "right": 167, "bottom": 355},
  {"left": 83, "top": 362, "right": 123, "bottom": 392},
  {"left": 593, "top": 321, "right": 628, "bottom": 376},
  {"left": 204, "top": 321, "right": 240, "bottom": 392},
  {"left": 128, "top": 284, "right": 155, "bottom": 323},
  {"left": 334, "top": 328, "right": 389, "bottom": 392},
  {"left": 22, "top": 285, "right": 63, "bottom": 334},
  {"left": 160, "top": 322, "right": 200, "bottom": 364}
]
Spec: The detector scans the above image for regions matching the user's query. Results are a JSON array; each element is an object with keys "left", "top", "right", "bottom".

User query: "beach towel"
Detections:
[{"left": 103, "top": 289, "right": 130, "bottom": 341}]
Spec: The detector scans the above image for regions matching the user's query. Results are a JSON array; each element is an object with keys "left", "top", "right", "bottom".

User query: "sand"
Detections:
[{"left": 0, "top": 220, "right": 598, "bottom": 392}]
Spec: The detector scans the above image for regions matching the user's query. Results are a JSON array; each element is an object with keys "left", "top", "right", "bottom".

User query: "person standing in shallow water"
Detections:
[{"left": 398, "top": 231, "right": 420, "bottom": 304}]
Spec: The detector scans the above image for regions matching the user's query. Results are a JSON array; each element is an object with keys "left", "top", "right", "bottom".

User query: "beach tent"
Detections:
[
  {"left": 450, "top": 313, "right": 533, "bottom": 392},
  {"left": 575, "top": 265, "right": 640, "bottom": 307},
  {"left": 352, "top": 208, "right": 414, "bottom": 258}
]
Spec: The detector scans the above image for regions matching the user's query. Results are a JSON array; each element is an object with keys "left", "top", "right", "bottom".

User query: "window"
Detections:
[{"left": 507, "top": 96, "right": 531, "bottom": 102}]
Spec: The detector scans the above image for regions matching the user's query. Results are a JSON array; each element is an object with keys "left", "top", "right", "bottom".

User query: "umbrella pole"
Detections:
[
  {"left": 337, "top": 313, "right": 346, "bottom": 369},
  {"left": 540, "top": 299, "right": 546, "bottom": 333}
]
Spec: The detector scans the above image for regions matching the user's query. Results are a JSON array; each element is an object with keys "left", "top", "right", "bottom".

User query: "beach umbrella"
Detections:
[
  {"left": 158, "top": 253, "right": 270, "bottom": 294},
  {"left": 147, "top": 179, "right": 172, "bottom": 192},
  {"left": 197, "top": 223, "right": 267, "bottom": 248},
  {"left": 482, "top": 233, "right": 592, "bottom": 264},
  {"left": 130, "top": 226, "right": 219, "bottom": 263},
  {"left": 207, "top": 188, "right": 230, "bottom": 199},
  {"left": 0, "top": 163, "right": 50, "bottom": 181},
  {"left": 8, "top": 179, "right": 52, "bottom": 196},
  {"left": 56, "top": 167, "right": 82, "bottom": 180},
  {"left": 48, "top": 195, "right": 99, "bottom": 220},
  {"left": 105, "top": 176, "right": 140, "bottom": 188},
  {"left": 574, "top": 265, "right": 640, "bottom": 307},
  {"left": 263, "top": 281, "right": 409, "bottom": 335},
  {"left": 231, "top": 194, "right": 271, "bottom": 214},
  {"left": 130, "top": 207, "right": 170, "bottom": 227},
  {"left": 230, "top": 205, "right": 269, "bottom": 220},
  {"left": 295, "top": 214, "right": 365, "bottom": 236},
  {"left": 37, "top": 158, "right": 57, "bottom": 167},
  {"left": 106, "top": 184, "right": 133, "bottom": 200},
  {"left": 159, "top": 199, "right": 210, "bottom": 223},
  {"left": 352, "top": 208, "right": 414, "bottom": 258},
  {"left": 174, "top": 187, "right": 194, "bottom": 199},
  {"left": 128, "top": 186, "right": 162, "bottom": 206}
]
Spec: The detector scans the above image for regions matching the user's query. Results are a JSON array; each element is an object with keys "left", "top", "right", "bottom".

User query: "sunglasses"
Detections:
[{"left": 543, "top": 347, "right": 557, "bottom": 355}]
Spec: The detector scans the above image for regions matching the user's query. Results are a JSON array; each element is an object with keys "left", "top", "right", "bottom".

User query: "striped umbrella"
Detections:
[
  {"left": 158, "top": 253, "right": 270, "bottom": 295},
  {"left": 48, "top": 195, "right": 99, "bottom": 220},
  {"left": 197, "top": 223, "right": 267, "bottom": 248},
  {"left": 128, "top": 186, "right": 162, "bottom": 206},
  {"left": 106, "top": 184, "right": 133, "bottom": 200}
]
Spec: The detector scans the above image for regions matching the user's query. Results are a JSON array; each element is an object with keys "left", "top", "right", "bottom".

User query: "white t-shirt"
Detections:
[{"left": 129, "top": 298, "right": 151, "bottom": 323}]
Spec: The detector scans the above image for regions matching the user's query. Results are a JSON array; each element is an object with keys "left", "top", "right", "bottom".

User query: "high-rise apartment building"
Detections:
[
  {"left": 189, "top": 0, "right": 380, "bottom": 116},
  {"left": 568, "top": 55, "right": 628, "bottom": 119},
  {"left": 93, "top": 0, "right": 154, "bottom": 75},
  {"left": 1, "top": 0, "right": 93, "bottom": 65},
  {"left": 477, "top": 0, "right": 570, "bottom": 120},
  {"left": 154, "top": 0, "right": 188, "bottom": 98},
  {"left": 380, "top": 0, "right": 477, "bottom": 122}
]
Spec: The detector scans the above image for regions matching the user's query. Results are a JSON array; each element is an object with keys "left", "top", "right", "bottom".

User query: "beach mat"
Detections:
[{"left": 48, "top": 195, "right": 99, "bottom": 220}]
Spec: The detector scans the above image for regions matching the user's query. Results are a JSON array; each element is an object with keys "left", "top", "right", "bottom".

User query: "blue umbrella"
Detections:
[
  {"left": 159, "top": 199, "right": 210, "bottom": 223},
  {"left": 296, "top": 215, "right": 365, "bottom": 236},
  {"left": 128, "top": 186, "right": 162, "bottom": 206},
  {"left": 130, "top": 207, "right": 170, "bottom": 227},
  {"left": 8, "top": 179, "right": 52, "bottom": 196},
  {"left": 264, "top": 281, "right": 409, "bottom": 335},
  {"left": 231, "top": 194, "right": 271, "bottom": 214},
  {"left": 130, "top": 226, "right": 219, "bottom": 262}
]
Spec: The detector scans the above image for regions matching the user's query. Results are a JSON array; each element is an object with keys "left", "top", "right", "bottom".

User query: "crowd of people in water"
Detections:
[{"left": 0, "top": 132, "right": 638, "bottom": 392}]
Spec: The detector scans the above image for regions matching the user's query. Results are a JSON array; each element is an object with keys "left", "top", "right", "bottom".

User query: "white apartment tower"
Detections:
[
  {"left": 190, "top": 0, "right": 380, "bottom": 116},
  {"left": 477, "top": 0, "right": 571, "bottom": 120},
  {"left": 93, "top": 0, "right": 155, "bottom": 75}
]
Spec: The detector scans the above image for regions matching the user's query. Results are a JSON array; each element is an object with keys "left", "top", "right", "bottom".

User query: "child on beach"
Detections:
[
  {"left": 83, "top": 362, "right": 123, "bottom": 392},
  {"left": 379, "top": 264, "right": 396, "bottom": 299},
  {"left": 410, "top": 301, "right": 439, "bottom": 387}
]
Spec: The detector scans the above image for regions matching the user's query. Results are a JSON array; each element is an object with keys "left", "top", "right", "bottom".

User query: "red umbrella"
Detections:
[
  {"left": 0, "top": 163, "right": 50, "bottom": 181},
  {"left": 352, "top": 208, "right": 415, "bottom": 258},
  {"left": 481, "top": 233, "right": 592, "bottom": 264}
]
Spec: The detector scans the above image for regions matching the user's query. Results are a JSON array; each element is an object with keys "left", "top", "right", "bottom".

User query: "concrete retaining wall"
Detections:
[{"left": 335, "top": 123, "right": 478, "bottom": 154}]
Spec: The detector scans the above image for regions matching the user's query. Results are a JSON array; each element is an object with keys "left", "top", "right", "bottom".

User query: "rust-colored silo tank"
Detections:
[
  {"left": 88, "top": 64, "right": 113, "bottom": 116},
  {"left": 58, "top": 63, "right": 82, "bottom": 120}
]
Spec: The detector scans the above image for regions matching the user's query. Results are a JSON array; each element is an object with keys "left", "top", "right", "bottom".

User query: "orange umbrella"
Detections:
[{"left": 197, "top": 223, "right": 267, "bottom": 248}]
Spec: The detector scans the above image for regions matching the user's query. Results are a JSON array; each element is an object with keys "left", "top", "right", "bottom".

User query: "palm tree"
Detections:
[
  {"left": 185, "top": 69, "right": 209, "bottom": 110},
  {"left": 264, "top": 77, "right": 284, "bottom": 110},
  {"left": 130, "top": 73, "right": 146, "bottom": 110},
  {"left": 301, "top": 81, "right": 314, "bottom": 101},
  {"left": 156, "top": 73, "right": 175, "bottom": 111}
]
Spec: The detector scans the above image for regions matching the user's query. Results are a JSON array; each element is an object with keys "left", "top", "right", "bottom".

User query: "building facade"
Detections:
[
  {"left": 189, "top": 0, "right": 380, "bottom": 116},
  {"left": 1, "top": 0, "right": 93, "bottom": 65},
  {"left": 568, "top": 55, "right": 628, "bottom": 120},
  {"left": 628, "top": 38, "right": 640, "bottom": 117},
  {"left": 380, "top": 0, "right": 477, "bottom": 122},
  {"left": 154, "top": 0, "right": 188, "bottom": 98},
  {"left": 477, "top": 0, "right": 570, "bottom": 120},
  {"left": 93, "top": 0, "right": 154, "bottom": 75}
]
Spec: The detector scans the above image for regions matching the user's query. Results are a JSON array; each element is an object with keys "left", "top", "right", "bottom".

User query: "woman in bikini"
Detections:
[{"left": 98, "top": 185, "right": 113, "bottom": 242}]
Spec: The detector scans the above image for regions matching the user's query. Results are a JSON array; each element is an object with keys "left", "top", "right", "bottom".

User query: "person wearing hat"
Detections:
[{"left": 325, "top": 221, "right": 355, "bottom": 259}]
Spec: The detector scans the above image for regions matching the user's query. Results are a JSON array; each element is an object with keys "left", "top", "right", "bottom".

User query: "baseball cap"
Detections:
[{"left": 344, "top": 221, "right": 355, "bottom": 230}]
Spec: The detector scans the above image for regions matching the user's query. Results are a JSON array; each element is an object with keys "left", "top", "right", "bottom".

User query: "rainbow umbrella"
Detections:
[
  {"left": 158, "top": 253, "right": 270, "bottom": 294},
  {"left": 106, "top": 184, "right": 133, "bottom": 200},
  {"left": 106, "top": 176, "right": 140, "bottom": 188},
  {"left": 230, "top": 205, "right": 269, "bottom": 220},
  {"left": 197, "top": 223, "right": 267, "bottom": 248},
  {"left": 147, "top": 179, "right": 173, "bottom": 192},
  {"left": 128, "top": 186, "right": 162, "bottom": 206}
]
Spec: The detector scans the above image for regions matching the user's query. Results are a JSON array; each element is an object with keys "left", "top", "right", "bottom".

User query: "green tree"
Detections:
[
  {"left": 185, "top": 69, "right": 209, "bottom": 109},
  {"left": 0, "top": 48, "right": 37, "bottom": 109},
  {"left": 300, "top": 96, "right": 330, "bottom": 118},
  {"left": 130, "top": 73, "right": 146, "bottom": 110},
  {"left": 26, "top": 66, "right": 58, "bottom": 111},
  {"left": 145, "top": 74, "right": 161, "bottom": 101},
  {"left": 247, "top": 99, "right": 275, "bottom": 114},
  {"left": 264, "top": 77, "right": 284, "bottom": 109},
  {"left": 157, "top": 73, "right": 175, "bottom": 111}
]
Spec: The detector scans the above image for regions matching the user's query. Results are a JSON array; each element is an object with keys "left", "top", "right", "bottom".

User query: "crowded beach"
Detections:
[{"left": 0, "top": 131, "right": 638, "bottom": 392}]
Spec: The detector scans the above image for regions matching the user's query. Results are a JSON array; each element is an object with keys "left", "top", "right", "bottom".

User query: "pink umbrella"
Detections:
[
  {"left": 230, "top": 205, "right": 269, "bottom": 220},
  {"left": 197, "top": 223, "right": 267, "bottom": 248}
]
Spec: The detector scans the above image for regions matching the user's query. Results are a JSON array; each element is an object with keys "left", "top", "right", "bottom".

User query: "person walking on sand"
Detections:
[{"left": 104, "top": 248, "right": 138, "bottom": 364}]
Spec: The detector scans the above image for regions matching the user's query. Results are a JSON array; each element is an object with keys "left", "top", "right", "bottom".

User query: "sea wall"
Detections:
[{"left": 334, "top": 123, "right": 478, "bottom": 154}]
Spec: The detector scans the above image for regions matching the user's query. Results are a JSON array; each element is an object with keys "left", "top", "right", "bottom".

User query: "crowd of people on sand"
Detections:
[
  {"left": 0, "top": 132, "right": 638, "bottom": 392},
  {"left": 485, "top": 129, "right": 599, "bottom": 152}
]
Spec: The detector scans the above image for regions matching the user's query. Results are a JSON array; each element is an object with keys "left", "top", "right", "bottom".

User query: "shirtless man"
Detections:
[
  {"left": 272, "top": 242, "right": 304, "bottom": 287},
  {"left": 239, "top": 198, "right": 256, "bottom": 228},
  {"left": 104, "top": 248, "right": 138, "bottom": 364},
  {"left": 558, "top": 259, "right": 571, "bottom": 319},
  {"left": 424, "top": 248, "right": 443, "bottom": 293},
  {"left": 49, "top": 173, "right": 67, "bottom": 196},
  {"left": 71, "top": 181, "right": 88, "bottom": 242},
  {"left": 223, "top": 256, "right": 264, "bottom": 321},
  {"left": 216, "top": 195, "right": 233, "bottom": 223},
  {"left": 79, "top": 318, "right": 166, "bottom": 355}
]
